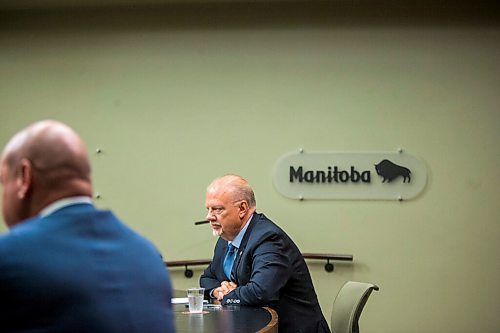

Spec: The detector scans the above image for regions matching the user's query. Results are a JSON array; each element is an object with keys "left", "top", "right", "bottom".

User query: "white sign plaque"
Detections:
[{"left": 273, "top": 150, "right": 427, "bottom": 200}]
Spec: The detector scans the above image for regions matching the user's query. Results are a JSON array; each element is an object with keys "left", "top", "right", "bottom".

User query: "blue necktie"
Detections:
[{"left": 223, "top": 243, "right": 237, "bottom": 279}]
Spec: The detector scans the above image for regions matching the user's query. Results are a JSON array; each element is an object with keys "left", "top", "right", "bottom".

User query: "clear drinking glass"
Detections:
[{"left": 187, "top": 287, "right": 205, "bottom": 313}]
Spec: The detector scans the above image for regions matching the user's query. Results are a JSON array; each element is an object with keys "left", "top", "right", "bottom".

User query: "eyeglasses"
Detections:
[
  {"left": 207, "top": 206, "right": 225, "bottom": 216},
  {"left": 206, "top": 200, "right": 245, "bottom": 216}
]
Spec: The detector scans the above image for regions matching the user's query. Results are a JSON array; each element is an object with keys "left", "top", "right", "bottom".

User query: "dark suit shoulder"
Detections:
[{"left": 249, "top": 213, "right": 291, "bottom": 241}]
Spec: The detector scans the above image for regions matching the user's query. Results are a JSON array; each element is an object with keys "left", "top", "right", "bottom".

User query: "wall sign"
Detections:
[{"left": 273, "top": 149, "right": 427, "bottom": 201}]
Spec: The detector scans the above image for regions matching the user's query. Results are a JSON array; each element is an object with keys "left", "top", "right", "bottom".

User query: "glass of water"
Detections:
[{"left": 187, "top": 287, "right": 205, "bottom": 313}]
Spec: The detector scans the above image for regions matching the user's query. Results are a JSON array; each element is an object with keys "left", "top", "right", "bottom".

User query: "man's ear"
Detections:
[
  {"left": 238, "top": 201, "right": 249, "bottom": 219},
  {"left": 16, "top": 158, "right": 33, "bottom": 199}
]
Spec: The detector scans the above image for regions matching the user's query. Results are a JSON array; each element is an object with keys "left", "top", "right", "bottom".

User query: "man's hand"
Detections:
[{"left": 213, "top": 281, "right": 238, "bottom": 301}]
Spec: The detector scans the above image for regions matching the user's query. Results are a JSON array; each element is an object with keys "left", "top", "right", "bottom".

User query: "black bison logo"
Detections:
[{"left": 375, "top": 159, "right": 411, "bottom": 183}]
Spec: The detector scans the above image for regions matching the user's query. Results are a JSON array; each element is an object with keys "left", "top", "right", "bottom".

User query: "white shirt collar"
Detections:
[
  {"left": 39, "top": 196, "right": 93, "bottom": 217},
  {"left": 229, "top": 213, "right": 254, "bottom": 249}
]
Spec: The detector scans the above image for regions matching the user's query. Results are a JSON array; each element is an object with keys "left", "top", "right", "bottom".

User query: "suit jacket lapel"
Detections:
[{"left": 231, "top": 213, "right": 260, "bottom": 282}]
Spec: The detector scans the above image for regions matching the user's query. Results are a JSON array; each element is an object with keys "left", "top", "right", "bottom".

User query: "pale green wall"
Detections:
[{"left": 1, "top": 4, "right": 499, "bottom": 333}]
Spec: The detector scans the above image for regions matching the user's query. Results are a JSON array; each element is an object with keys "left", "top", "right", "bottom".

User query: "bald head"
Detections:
[
  {"left": 207, "top": 175, "right": 256, "bottom": 210},
  {"left": 205, "top": 174, "right": 256, "bottom": 241},
  {"left": 0, "top": 120, "right": 92, "bottom": 227}
]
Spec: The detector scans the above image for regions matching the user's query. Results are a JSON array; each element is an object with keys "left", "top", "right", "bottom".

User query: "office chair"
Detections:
[{"left": 331, "top": 281, "right": 379, "bottom": 333}]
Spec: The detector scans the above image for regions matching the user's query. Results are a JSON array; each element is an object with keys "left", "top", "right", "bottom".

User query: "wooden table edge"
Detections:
[{"left": 257, "top": 307, "right": 278, "bottom": 333}]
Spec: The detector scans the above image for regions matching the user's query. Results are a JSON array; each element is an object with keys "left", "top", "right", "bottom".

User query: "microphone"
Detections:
[{"left": 194, "top": 220, "right": 210, "bottom": 225}]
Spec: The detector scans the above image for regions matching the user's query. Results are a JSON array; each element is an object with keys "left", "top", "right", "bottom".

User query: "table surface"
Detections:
[{"left": 173, "top": 303, "right": 277, "bottom": 333}]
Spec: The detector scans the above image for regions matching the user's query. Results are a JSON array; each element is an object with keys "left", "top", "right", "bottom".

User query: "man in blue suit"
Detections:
[
  {"left": 0, "top": 120, "right": 175, "bottom": 333},
  {"left": 200, "top": 175, "right": 331, "bottom": 333}
]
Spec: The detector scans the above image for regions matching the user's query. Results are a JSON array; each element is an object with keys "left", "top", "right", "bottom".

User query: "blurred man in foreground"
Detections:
[{"left": 0, "top": 120, "right": 175, "bottom": 333}]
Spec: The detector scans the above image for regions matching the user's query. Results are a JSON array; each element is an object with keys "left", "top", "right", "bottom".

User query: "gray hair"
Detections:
[{"left": 209, "top": 174, "right": 256, "bottom": 209}]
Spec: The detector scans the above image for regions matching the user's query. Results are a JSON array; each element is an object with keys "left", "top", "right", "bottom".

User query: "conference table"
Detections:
[{"left": 173, "top": 292, "right": 278, "bottom": 333}]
